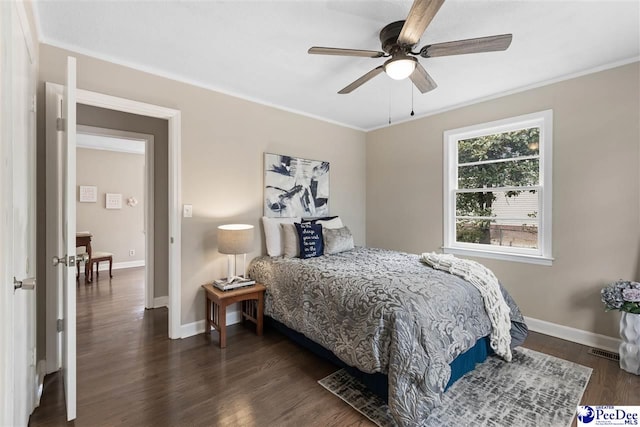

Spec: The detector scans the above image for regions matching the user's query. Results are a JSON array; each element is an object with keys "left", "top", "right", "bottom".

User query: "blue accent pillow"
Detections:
[{"left": 295, "top": 222, "right": 324, "bottom": 259}]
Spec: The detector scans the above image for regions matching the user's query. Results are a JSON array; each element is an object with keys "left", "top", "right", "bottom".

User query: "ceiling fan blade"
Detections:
[
  {"left": 410, "top": 63, "right": 437, "bottom": 94},
  {"left": 338, "top": 66, "right": 385, "bottom": 94},
  {"left": 398, "top": 0, "right": 445, "bottom": 46},
  {"left": 308, "top": 47, "right": 385, "bottom": 58},
  {"left": 420, "top": 34, "right": 513, "bottom": 58}
]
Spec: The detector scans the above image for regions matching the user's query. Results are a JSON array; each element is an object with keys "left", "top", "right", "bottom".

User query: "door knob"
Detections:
[
  {"left": 52, "top": 255, "right": 68, "bottom": 267},
  {"left": 14, "top": 277, "right": 36, "bottom": 290},
  {"left": 52, "top": 254, "right": 76, "bottom": 267}
]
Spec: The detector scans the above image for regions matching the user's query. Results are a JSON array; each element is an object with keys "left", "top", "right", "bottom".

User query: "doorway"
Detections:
[
  {"left": 75, "top": 126, "right": 155, "bottom": 309},
  {"left": 44, "top": 83, "right": 182, "bottom": 381}
]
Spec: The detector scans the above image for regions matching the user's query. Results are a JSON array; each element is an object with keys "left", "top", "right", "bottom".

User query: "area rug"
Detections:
[{"left": 318, "top": 347, "right": 592, "bottom": 427}]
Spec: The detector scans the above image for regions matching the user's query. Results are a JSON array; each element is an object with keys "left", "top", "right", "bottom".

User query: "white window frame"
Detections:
[{"left": 443, "top": 110, "right": 553, "bottom": 266}]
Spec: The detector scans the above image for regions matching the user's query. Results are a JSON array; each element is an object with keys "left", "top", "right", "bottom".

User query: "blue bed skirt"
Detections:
[{"left": 266, "top": 316, "right": 491, "bottom": 402}]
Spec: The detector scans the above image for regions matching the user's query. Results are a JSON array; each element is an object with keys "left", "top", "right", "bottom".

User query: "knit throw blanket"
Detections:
[{"left": 420, "top": 252, "right": 513, "bottom": 362}]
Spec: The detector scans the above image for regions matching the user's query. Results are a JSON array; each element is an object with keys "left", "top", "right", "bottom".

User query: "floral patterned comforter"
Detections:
[{"left": 248, "top": 247, "right": 525, "bottom": 426}]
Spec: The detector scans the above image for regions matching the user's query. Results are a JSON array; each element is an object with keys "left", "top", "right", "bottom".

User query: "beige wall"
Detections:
[
  {"left": 76, "top": 147, "right": 145, "bottom": 264},
  {"left": 37, "top": 44, "right": 367, "bottom": 329},
  {"left": 36, "top": 39, "right": 635, "bottom": 345},
  {"left": 76, "top": 104, "right": 169, "bottom": 298},
  {"left": 366, "top": 62, "right": 640, "bottom": 339}
]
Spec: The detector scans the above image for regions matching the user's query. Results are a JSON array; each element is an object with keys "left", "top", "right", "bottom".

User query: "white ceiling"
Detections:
[{"left": 34, "top": 1, "right": 640, "bottom": 131}]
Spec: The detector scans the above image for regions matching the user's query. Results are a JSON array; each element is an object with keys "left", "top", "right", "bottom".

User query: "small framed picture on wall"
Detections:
[
  {"left": 105, "top": 193, "right": 122, "bottom": 209},
  {"left": 79, "top": 185, "right": 97, "bottom": 203}
]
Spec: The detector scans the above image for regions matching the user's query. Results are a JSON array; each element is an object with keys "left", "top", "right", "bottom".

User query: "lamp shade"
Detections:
[{"left": 218, "top": 224, "right": 254, "bottom": 254}]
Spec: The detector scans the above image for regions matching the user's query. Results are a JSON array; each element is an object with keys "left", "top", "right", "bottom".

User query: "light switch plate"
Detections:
[{"left": 183, "top": 204, "right": 193, "bottom": 218}]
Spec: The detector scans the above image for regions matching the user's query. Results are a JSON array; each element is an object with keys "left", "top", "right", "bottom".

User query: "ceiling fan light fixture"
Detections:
[{"left": 384, "top": 56, "right": 417, "bottom": 80}]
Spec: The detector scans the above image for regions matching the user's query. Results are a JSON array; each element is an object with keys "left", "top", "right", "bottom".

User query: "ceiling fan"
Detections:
[{"left": 308, "top": 0, "right": 512, "bottom": 94}]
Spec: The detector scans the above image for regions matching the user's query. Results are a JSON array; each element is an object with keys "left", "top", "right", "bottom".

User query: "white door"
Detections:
[
  {"left": 11, "top": 6, "right": 38, "bottom": 424},
  {"left": 0, "top": 1, "right": 38, "bottom": 426},
  {"left": 43, "top": 57, "right": 77, "bottom": 422},
  {"left": 60, "top": 56, "right": 78, "bottom": 421}
]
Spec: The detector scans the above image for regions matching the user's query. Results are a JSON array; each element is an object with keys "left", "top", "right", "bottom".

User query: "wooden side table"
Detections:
[{"left": 202, "top": 283, "right": 266, "bottom": 348}]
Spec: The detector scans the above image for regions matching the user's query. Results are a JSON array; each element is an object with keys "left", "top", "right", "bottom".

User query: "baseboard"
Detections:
[
  {"left": 181, "top": 320, "right": 206, "bottom": 338},
  {"left": 95, "top": 260, "right": 145, "bottom": 271},
  {"left": 153, "top": 296, "right": 168, "bottom": 308},
  {"left": 181, "top": 309, "right": 242, "bottom": 339},
  {"left": 524, "top": 316, "right": 621, "bottom": 353}
]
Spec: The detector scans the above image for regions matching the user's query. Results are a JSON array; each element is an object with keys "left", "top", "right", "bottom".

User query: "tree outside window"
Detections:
[
  {"left": 456, "top": 128, "right": 539, "bottom": 247},
  {"left": 443, "top": 110, "right": 553, "bottom": 265}
]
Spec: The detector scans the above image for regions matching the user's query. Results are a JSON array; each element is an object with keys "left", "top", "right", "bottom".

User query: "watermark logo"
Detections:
[
  {"left": 578, "top": 406, "right": 596, "bottom": 424},
  {"left": 577, "top": 406, "right": 640, "bottom": 426}
]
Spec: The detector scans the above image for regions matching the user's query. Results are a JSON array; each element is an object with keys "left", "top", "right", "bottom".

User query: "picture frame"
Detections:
[
  {"left": 105, "top": 193, "right": 122, "bottom": 209},
  {"left": 264, "top": 153, "right": 329, "bottom": 218},
  {"left": 79, "top": 185, "right": 97, "bottom": 203}
]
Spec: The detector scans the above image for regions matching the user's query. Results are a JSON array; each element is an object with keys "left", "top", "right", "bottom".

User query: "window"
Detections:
[{"left": 443, "top": 110, "right": 553, "bottom": 265}]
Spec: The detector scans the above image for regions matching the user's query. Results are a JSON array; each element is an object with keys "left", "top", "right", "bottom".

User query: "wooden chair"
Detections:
[
  {"left": 89, "top": 251, "right": 113, "bottom": 281},
  {"left": 76, "top": 232, "right": 93, "bottom": 282},
  {"left": 76, "top": 253, "right": 90, "bottom": 281}
]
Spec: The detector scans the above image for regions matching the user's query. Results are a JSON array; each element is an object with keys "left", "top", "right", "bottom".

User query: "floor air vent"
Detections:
[{"left": 588, "top": 347, "right": 619, "bottom": 361}]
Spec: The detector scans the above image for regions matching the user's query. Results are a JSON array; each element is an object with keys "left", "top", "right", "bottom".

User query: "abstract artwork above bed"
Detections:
[{"left": 264, "top": 153, "right": 329, "bottom": 217}]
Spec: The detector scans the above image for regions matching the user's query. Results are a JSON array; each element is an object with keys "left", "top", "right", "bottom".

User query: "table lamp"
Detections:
[{"left": 217, "top": 224, "right": 254, "bottom": 283}]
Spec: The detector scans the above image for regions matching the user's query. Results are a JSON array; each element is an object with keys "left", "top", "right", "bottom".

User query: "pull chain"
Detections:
[
  {"left": 410, "top": 83, "right": 415, "bottom": 117},
  {"left": 388, "top": 82, "right": 392, "bottom": 125}
]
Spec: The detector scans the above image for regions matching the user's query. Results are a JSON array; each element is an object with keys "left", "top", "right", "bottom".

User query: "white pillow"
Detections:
[
  {"left": 281, "top": 223, "right": 300, "bottom": 258},
  {"left": 316, "top": 216, "right": 343, "bottom": 230},
  {"left": 262, "top": 216, "right": 301, "bottom": 257}
]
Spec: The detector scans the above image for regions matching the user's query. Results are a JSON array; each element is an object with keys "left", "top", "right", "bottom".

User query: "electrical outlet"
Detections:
[{"left": 129, "top": 249, "right": 135, "bottom": 257}]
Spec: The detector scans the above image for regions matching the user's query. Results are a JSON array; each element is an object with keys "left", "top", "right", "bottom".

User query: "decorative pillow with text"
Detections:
[{"left": 295, "top": 222, "right": 324, "bottom": 259}]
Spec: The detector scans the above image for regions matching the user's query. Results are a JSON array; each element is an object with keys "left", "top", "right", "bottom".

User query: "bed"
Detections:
[{"left": 248, "top": 245, "right": 527, "bottom": 426}]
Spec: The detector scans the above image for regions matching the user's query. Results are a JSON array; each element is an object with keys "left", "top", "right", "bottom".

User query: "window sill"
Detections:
[{"left": 442, "top": 246, "right": 553, "bottom": 266}]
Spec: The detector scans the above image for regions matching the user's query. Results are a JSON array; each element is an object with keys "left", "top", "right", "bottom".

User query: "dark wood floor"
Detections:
[{"left": 30, "top": 267, "right": 639, "bottom": 426}]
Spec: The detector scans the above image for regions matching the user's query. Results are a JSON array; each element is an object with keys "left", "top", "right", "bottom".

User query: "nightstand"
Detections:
[{"left": 202, "top": 283, "right": 266, "bottom": 348}]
